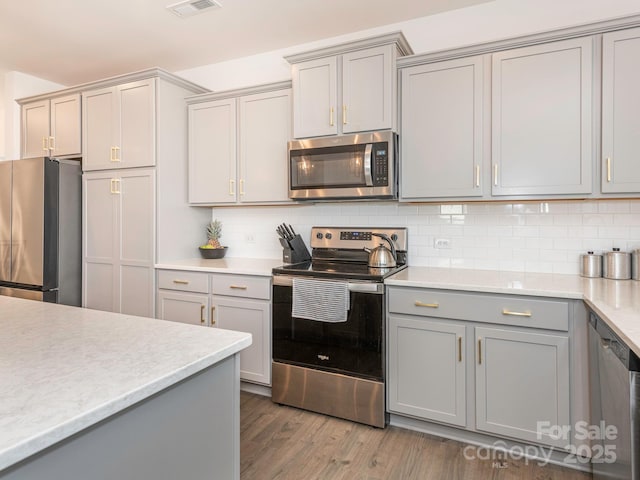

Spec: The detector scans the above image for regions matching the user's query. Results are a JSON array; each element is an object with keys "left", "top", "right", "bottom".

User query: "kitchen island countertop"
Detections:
[
  {"left": 0, "top": 297, "right": 251, "bottom": 474},
  {"left": 156, "top": 257, "right": 283, "bottom": 276},
  {"left": 386, "top": 266, "right": 640, "bottom": 358}
]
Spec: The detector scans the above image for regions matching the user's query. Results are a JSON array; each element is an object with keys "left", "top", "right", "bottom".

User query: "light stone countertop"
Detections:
[
  {"left": 0, "top": 297, "right": 251, "bottom": 472},
  {"left": 386, "top": 266, "right": 640, "bottom": 357},
  {"left": 155, "top": 257, "right": 283, "bottom": 276}
]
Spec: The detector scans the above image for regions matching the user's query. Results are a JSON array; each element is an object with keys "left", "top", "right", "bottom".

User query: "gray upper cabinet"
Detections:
[
  {"left": 601, "top": 27, "right": 640, "bottom": 193},
  {"left": 491, "top": 37, "right": 593, "bottom": 196},
  {"left": 187, "top": 83, "right": 292, "bottom": 206},
  {"left": 400, "top": 56, "right": 485, "bottom": 200},
  {"left": 287, "top": 32, "right": 412, "bottom": 139},
  {"left": 21, "top": 94, "right": 81, "bottom": 158},
  {"left": 82, "top": 79, "right": 156, "bottom": 171}
]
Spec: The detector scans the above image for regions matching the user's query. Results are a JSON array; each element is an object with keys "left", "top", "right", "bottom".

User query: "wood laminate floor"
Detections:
[{"left": 240, "top": 392, "right": 592, "bottom": 480}]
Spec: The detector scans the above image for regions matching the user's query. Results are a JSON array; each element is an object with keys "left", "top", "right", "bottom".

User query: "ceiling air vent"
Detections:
[{"left": 167, "top": 0, "right": 222, "bottom": 18}]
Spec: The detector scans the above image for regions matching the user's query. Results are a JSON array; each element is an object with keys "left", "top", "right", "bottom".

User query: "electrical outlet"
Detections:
[
  {"left": 434, "top": 238, "right": 452, "bottom": 249},
  {"left": 245, "top": 234, "right": 255, "bottom": 243}
]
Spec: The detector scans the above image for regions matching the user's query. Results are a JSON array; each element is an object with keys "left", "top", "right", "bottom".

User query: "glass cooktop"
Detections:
[{"left": 272, "top": 261, "right": 407, "bottom": 282}]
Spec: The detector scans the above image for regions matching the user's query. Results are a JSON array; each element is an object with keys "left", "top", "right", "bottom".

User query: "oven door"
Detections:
[{"left": 272, "top": 276, "right": 384, "bottom": 381}]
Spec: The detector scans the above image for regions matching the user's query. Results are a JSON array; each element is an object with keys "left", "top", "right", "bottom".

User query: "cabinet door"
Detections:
[
  {"left": 291, "top": 56, "right": 337, "bottom": 138},
  {"left": 157, "top": 290, "right": 210, "bottom": 327},
  {"left": 342, "top": 45, "right": 394, "bottom": 133},
  {"left": 388, "top": 315, "right": 466, "bottom": 427},
  {"left": 83, "top": 171, "right": 118, "bottom": 312},
  {"left": 602, "top": 27, "right": 640, "bottom": 193},
  {"left": 239, "top": 89, "right": 292, "bottom": 203},
  {"left": 50, "top": 94, "right": 81, "bottom": 157},
  {"left": 118, "top": 79, "right": 156, "bottom": 168},
  {"left": 212, "top": 296, "right": 271, "bottom": 385},
  {"left": 118, "top": 169, "right": 155, "bottom": 317},
  {"left": 22, "top": 100, "right": 50, "bottom": 158},
  {"left": 491, "top": 38, "right": 593, "bottom": 196},
  {"left": 188, "top": 99, "right": 237, "bottom": 204},
  {"left": 400, "top": 56, "right": 484, "bottom": 200},
  {"left": 83, "top": 87, "right": 118, "bottom": 171},
  {"left": 475, "top": 326, "right": 570, "bottom": 447}
]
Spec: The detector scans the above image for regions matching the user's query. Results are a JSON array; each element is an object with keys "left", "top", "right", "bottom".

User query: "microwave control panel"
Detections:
[{"left": 372, "top": 142, "right": 389, "bottom": 186}]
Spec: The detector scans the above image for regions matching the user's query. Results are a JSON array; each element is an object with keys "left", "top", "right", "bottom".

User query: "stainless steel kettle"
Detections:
[{"left": 364, "top": 233, "right": 397, "bottom": 268}]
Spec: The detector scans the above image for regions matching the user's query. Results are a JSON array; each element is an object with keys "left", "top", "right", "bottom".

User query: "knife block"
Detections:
[{"left": 283, "top": 234, "right": 311, "bottom": 264}]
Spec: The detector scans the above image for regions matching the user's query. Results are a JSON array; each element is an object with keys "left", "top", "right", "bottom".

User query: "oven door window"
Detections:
[
  {"left": 290, "top": 144, "right": 367, "bottom": 189},
  {"left": 273, "top": 285, "right": 384, "bottom": 381}
]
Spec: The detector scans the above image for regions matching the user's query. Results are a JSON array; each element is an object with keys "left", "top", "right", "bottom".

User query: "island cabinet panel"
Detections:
[
  {"left": 400, "top": 56, "right": 485, "bottom": 200},
  {"left": 491, "top": 37, "right": 593, "bottom": 196},
  {"left": 22, "top": 94, "right": 81, "bottom": 158},
  {"left": 475, "top": 326, "right": 570, "bottom": 448},
  {"left": 83, "top": 168, "right": 155, "bottom": 317},
  {"left": 601, "top": 27, "right": 640, "bottom": 193},
  {"left": 388, "top": 315, "right": 466, "bottom": 426},
  {"left": 157, "top": 291, "right": 210, "bottom": 327}
]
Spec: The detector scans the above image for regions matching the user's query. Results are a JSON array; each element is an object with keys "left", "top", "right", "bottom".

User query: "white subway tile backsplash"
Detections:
[{"left": 210, "top": 199, "right": 640, "bottom": 275}]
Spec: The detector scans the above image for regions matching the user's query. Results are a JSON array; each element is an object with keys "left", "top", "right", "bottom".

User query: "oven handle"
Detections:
[{"left": 273, "top": 275, "right": 383, "bottom": 294}]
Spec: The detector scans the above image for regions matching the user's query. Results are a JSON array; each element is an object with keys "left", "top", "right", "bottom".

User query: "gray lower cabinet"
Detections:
[
  {"left": 388, "top": 316, "right": 466, "bottom": 426},
  {"left": 399, "top": 55, "right": 485, "bottom": 200},
  {"left": 475, "top": 326, "right": 570, "bottom": 448},
  {"left": 387, "top": 286, "right": 572, "bottom": 449},
  {"left": 601, "top": 26, "right": 640, "bottom": 193},
  {"left": 491, "top": 37, "right": 593, "bottom": 196},
  {"left": 156, "top": 269, "right": 272, "bottom": 386}
]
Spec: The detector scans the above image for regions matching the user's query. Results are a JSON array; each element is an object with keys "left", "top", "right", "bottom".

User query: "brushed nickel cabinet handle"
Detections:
[
  {"left": 475, "top": 165, "right": 480, "bottom": 187},
  {"left": 478, "top": 338, "right": 482, "bottom": 365},
  {"left": 606, "top": 157, "right": 611, "bottom": 182},
  {"left": 172, "top": 280, "right": 189, "bottom": 285},
  {"left": 493, "top": 164, "right": 498, "bottom": 186},
  {"left": 329, "top": 107, "right": 334, "bottom": 127},
  {"left": 42, "top": 137, "right": 48, "bottom": 151},
  {"left": 211, "top": 306, "right": 216, "bottom": 326},
  {"left": 239, "top": 179, "right": 245, "bottom": 196},
  {"left": 200, "top": 305, "right": 205, "bottom": 325},
  {"left": 49, "top": 136, "right": 55, "bottom": 151},
  {"left": 502, "top": 309, "right": 532, "bottom": 317},
  {"left": 230, "top": 285, "right": 248, "bottom": 290},
  {"left": 229, "top": 179, "right": 235, "bottom": 196},
  {"left": 458, "top": 337, "right": 462, "bottom": 362},
  {"left": 343, "top": 105, "right": 347, "bottom": 125},
  {"left": 110, "top": 179, "right": 120, "bottom": 194},
  {"left": 415, "top": 301, "right": 439, "bottom": 308},
  {"left": 113, "top": 146, "right": 120, "bottom": 162}
]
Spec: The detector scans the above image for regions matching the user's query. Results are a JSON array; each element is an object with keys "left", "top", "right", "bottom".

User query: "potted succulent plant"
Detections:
[{"left": 199, "top": 220, "right": 228, "bottom": 259}]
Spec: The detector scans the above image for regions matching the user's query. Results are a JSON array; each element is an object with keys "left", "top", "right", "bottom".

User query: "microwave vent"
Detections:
[{"left": 166, "top": 0, "right": 221, "bottom": 18}]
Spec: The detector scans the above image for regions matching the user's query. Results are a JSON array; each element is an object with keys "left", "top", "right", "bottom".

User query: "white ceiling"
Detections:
[{"left": 0, "top": 0, "right": 489, "bottom": 86}]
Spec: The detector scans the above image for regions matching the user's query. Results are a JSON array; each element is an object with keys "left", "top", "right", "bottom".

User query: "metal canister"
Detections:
[
  {"left": 632, "top": 249, "right": 640, "bottom": 281},
  {"left": 603, "top": 248, "right": 631, "bottom": 280},
  {"left": 580, "top": 251, "right": 602, "bottom": 278}
]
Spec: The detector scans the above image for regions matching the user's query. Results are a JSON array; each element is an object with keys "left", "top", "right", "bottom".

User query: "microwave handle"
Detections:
[{"left": 364, "top": 144, "right": 373, "bottom": 186}]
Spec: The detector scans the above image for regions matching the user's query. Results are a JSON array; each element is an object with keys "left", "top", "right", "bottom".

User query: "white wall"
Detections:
[
  {"left": 0, "top": 69, "right": 5, "bottom": 160},
  {"left": 177, "top": 0, "right": 640, "bottom": 90},
  {"left": 2, "top": 71, "right": 64, "bottom": 160},
  {"left": 179, "top": 0, "right": 640, "bottom": 274}
]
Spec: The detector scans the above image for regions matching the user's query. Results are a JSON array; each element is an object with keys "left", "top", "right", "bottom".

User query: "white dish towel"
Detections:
[{"left": 292, "top": 277, "right": 350, "bottom": 323}]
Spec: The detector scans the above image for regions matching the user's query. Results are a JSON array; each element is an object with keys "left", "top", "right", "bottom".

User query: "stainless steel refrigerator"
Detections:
[{"left": 0, "top": 157, "right": 81, "bottom": 305}]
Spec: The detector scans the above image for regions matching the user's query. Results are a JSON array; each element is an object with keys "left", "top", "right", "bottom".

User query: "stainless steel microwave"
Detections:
[{"left": 288, "top": 131, "right": 398, "bottom": 201}]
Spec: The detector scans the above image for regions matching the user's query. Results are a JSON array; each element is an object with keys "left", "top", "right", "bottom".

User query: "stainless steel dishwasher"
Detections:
[{"left": 589, "top": 312, "right": 640, "bottom": 480}]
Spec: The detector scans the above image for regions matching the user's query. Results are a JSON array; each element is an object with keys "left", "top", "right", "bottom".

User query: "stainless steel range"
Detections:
[{"left": 271, "top": 227, "right": 408, "bottom": 428}]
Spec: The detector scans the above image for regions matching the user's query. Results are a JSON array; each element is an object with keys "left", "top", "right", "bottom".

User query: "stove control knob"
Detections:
[
  {"left": 316, "top": 232, "right": 323, "bottom": 239},
  {"left": 391, "top": 234, "right": 398, "bottom": 241},
  {"left": 325, "top": 232, "right": 333, "bottom": 240}
]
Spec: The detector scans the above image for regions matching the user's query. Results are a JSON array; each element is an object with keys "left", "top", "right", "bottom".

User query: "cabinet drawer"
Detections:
[
  {"left": 157, "top": 270, "right": 209, "bottom": 293},
  {"left": 211, "top": 274, "right": 271, "bottom": 300},
  {"left": 388, "top": 287, "right": 568, "bottom": 331}
]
